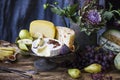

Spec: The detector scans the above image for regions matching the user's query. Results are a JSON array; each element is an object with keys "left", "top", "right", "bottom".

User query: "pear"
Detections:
[
  {"left": 84, "top": 63, "right": 102, "bottom": 73},
  {"left": 68, "top": 68, "right": 81, "bottom": 79},
  {"left": 18, "top": 43, "right": 28, "bottom": 51},
  {"left": 17, "top": 39, "right": 32, "bottom": 46},
  {"left": 19, "top": 29, "right": 33, "bottom": 40}
]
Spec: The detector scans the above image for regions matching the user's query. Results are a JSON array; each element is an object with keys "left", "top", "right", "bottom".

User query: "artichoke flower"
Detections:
[{"left": 86, "top": 10, "right": 101, "bottom": 25}]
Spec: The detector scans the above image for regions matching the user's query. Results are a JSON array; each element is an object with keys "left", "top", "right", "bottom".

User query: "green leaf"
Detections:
[
  {"left": 70, "top": 15, "right": 78, "bottom": 23},
  {"left": 69, "top": 4, "right": 79, "bottom": 16},
  {"left": 111, "top": 10, "right": 120, "bottom": 16},
  {"left": 103, "top": 11, "right": 114, "bottom": 21},
  {"left": 51, "top": 7, "right": 64, "bottom": 16},
  {"left": 108, "top": 3, "right": 113, "bottom": 11}
]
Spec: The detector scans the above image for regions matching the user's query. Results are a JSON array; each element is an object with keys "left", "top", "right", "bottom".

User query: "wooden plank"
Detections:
[{"left": 0, "top": 55, "right": 120, "bottom": 80}]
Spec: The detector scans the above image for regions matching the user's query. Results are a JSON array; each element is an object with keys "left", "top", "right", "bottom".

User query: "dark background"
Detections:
[
  {"left": 0, "top": 0, "right": 119, "bottom": 42},
  {"left": 105, "top": 0, "right": 120, "bottom": 29},
  {"left": 106, "top": 0, "right": 120, "bottom": 10}
]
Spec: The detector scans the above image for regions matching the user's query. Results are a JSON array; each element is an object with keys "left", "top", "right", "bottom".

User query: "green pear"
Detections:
[
  {"left": 17, "top": 39, "right": 32, "bottom": 46},
  {"left": 18, "top": 43, "right": 28, "bottom": 51},
  {"left": 19, "top": 29, "right": 33, "bottom": 40},
  {"left": 68, "top": 68, "right": 81, "bottom": 79},
  {"left": 84, "top": 63, "right": 102, "bottom": 73}
]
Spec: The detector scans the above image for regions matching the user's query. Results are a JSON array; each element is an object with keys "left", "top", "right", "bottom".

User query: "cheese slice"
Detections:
[
  {"left": 56, "top": 26, "right": 75, "bottom": 50},
  {"left": 29, "top": 20, "right": 56, "bottom": 38},
  {"left": 31, "top": 38, "right": 63, "bottom": 57}
]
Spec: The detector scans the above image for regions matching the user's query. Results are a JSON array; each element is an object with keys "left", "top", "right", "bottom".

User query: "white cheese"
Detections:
[{"left": 31, "top": 38, "right": 63, "bottom": 57}]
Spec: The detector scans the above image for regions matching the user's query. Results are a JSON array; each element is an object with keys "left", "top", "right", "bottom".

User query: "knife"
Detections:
[{"left": 0, "top": 66, "right": 33, "bottom": 79}]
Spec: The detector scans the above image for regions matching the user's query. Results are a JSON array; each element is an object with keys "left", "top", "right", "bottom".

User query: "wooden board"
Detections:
[{"left": 0, "top": 55, "right": 120, "bottom": 80}]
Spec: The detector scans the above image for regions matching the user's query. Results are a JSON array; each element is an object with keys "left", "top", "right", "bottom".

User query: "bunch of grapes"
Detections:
[{"left": 71, "top": 45, "right": 116, "bottom": 72}]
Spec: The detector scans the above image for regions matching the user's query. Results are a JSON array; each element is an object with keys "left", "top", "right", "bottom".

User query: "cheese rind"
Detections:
[
  {"left": 56, "top": 26, "right": 75, "bottom": 50},
  {"left": 30, "top": 20, "right": 56, "bottom": 38},
  {"left": 99, "top": 37, "right": 120, "bottom": 54}
]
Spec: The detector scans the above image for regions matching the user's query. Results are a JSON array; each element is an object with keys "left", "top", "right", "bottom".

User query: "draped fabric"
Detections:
[{"left": 0, "top": 0, "right": 104, "bottom": 42}]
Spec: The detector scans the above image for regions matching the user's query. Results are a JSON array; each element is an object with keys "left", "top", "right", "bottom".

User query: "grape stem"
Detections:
[{"left": 94, "top": 40, "right": 109, "bottom": 51}]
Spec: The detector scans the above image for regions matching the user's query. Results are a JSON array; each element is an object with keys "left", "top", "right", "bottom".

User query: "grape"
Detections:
[
  {"left": 90, "top": 73, "right": 113, "bottom": 80},
  {"left": 69, "top": 45, "right": 115, "bottom": 72}
]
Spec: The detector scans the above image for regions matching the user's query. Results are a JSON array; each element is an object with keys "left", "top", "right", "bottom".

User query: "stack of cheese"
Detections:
[{"left": 30, "top": 20, "right": 75, "bottom": 57}]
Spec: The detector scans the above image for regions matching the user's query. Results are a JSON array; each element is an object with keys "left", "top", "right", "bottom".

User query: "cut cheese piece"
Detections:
[
  {"left": 31, "top": 38, "right": 63, "bottom": 57},
  {"left": 29, "top": 20, "right": 56, "bottom": 39},
  {"left": 56, "top": 26, "right": 75, "bottom": 50}
]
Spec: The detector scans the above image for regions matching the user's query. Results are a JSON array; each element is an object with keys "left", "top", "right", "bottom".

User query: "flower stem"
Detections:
[{"left": 62, "top": 16, "right": 68, "bottom": 27}]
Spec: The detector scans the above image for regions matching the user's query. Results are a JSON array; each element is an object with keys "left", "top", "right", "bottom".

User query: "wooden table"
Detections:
[{"left": 0, "top": 55, "right": 120, "bottom": 80}]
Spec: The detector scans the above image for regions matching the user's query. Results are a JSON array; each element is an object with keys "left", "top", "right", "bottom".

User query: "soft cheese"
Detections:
[
  {"left": 31, "top": 38, "right": 63, "bottom": 57},
  {"left": 30, "top": 20, "right": 56, "bottom": 39},
  {"left": 56, "top": 26, "right": 75, "bottom": 50}
]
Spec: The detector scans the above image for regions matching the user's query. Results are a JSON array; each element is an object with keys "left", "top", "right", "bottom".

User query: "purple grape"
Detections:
[
  {"left": 103, "top": 56, "right": 108, "bottom": 61},
  {"left": 69, "top": 45, "right": 115, "bottom": 72}
]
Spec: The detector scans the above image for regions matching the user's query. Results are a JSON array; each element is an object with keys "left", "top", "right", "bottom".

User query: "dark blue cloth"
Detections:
[
  {"left": 0, "top": 0, "right": 104, "bottom": 42},
  {"left": 0, "top": 0, "right": 76, "bottom": 42}
]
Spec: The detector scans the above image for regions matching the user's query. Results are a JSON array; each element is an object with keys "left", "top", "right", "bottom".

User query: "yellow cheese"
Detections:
[{"left": 30, "top": 20, "right": 56, "bottom": 39}]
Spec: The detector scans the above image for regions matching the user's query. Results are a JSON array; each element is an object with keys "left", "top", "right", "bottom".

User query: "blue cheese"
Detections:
[{"left": 99, "top": 37, "right": 120, "bottom": 54}]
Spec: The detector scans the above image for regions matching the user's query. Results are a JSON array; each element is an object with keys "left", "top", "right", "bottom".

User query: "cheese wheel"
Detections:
[
  {"left": 56, "top": 26, "right": 75, "bottom": 50},
  {"left": 99, "top": 29, "right": 120, "bottom": 54},
  {"left": 30, "top": 20, "right": 56, "bottom": 38},
  {"left": 31, "top": 38, "right": 63, "bottom": 57}
]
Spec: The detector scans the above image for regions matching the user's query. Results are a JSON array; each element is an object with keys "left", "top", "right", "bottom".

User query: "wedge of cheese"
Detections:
[
  {"left": 31, "top": 38, "right": 64, "bottom": 57},
  {"left": 29, "top": 20, "right": 56, "bottom": 39},
  {"left": 56, "top": 26, "right": 75, "bottom": 50}
]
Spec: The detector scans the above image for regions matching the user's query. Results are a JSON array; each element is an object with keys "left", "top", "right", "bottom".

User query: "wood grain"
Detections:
[{"left": 0, "top": 55, "right": 120, "bottom": 80}]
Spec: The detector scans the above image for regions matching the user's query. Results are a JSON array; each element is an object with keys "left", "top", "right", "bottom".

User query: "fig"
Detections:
[
  {"left": 17, "top": 39, "right": 32, "bottom": 46},
  {"left": 68, "top": 68, "right": 81, "bottom": 79},
  {"left": 60, "top": 44, "right": 71, "bottom": 55}
]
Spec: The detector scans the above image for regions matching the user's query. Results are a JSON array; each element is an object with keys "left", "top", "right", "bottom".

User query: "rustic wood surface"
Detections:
[{"left": 0, "top": 55, "right": 120, "bottom": 80}]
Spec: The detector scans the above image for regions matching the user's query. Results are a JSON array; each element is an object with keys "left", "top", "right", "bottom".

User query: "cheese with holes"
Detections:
[
  {"left": 56, "top": 26, "right": 75, "bottom": 50},
  {"left": 29, "top": 20, "right": 56, "bottom": 38},
  {"left": 31, "top": 38, "right": 64, "bottom": 57}
]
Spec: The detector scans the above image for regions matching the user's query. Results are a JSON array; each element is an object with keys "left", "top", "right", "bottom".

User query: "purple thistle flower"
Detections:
[{"left": 86, "top": 10, "right": 101, "bottom": 25}]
